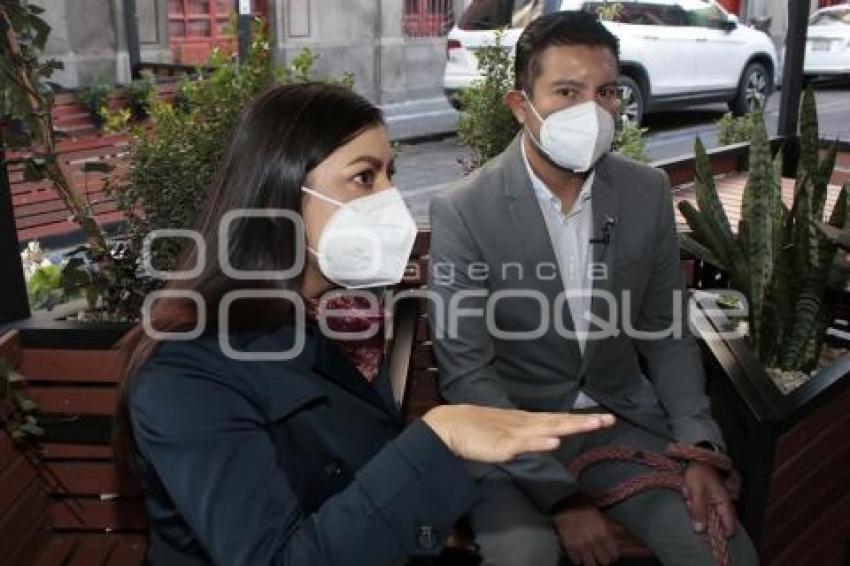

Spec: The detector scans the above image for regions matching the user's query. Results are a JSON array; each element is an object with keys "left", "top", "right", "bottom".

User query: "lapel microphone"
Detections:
[{"left": 590, "top": 215, "right": 617, "bottom": 246}]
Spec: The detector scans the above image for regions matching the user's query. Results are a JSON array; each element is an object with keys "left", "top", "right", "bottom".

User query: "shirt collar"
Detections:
[{"left": 521, "top": 133, "right": 594, "bottom": 216}]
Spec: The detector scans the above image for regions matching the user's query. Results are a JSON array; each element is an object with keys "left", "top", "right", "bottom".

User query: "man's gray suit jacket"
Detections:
[{"left": 427, "top": 135, "right": 724, "bottom": 514}]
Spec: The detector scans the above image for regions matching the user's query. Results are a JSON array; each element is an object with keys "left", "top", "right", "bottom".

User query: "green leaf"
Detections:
[
  {"left": 813, "top": 141, "right": 837, "bottom": 219},
  {"left": 19, "top": 422, "right": 44, "bottom": 437},
  {"left": 679, "top": 234, "right": 726, "bottom": 270},
  {"left": 29, "top": 16, "right": 50, "bottom": 51},
  {"left": 799, "top": 84, "right": 819, "bottom": 179}
]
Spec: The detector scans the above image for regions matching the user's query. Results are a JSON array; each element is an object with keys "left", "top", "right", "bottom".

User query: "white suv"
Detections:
[{"left": 444, "top": 0, "right": 779, "bottom": 124}]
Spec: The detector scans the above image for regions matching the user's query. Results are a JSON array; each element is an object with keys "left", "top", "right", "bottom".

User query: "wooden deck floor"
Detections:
[{"left": 672, "top": 171, "right": 844, "bottom": 234}]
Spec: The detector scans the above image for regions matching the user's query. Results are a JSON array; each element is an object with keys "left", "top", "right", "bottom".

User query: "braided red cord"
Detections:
[{"left": 568, "top": 444, "right": 740, "bottom": 566}]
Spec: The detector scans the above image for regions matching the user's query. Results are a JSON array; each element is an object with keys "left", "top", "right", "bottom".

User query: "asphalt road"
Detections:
[{"left": 396, "top": 80, "right": 850, "bottom": 220}]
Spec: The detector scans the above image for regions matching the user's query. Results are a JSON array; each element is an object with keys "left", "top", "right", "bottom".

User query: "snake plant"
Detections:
[{"left": 679, "top": 85, "right": 850, "bottom": 372}]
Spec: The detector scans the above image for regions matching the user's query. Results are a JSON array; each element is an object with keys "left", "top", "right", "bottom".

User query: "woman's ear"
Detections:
[{"left": 505, "top": 90, "right": 532, "bottom": 126}]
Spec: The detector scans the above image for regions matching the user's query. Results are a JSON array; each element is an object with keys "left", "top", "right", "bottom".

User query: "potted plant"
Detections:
[
  {"left": 126, "top": 70, "right": 156, "bottom": 120},
  {"left": 677, "top": 85, "right": 850, "bottom": 563},
  {"left": 75, "top": 82, "right": 113, "bottom": 129},
  {"left": 679, "top": 85, "right": 849, "bottom": 393}
]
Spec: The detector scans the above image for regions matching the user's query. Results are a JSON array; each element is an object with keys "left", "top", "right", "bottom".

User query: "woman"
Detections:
[{"left": 114, "top": 83, "right": 614, "bottom": 566}]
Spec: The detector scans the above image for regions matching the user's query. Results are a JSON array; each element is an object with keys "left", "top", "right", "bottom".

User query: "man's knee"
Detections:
[
  {"left": 468, "top": 472, "right": 563, "bottom": 566},
  {"left": 607, "top": 489, "right": 759, "bottom": 566},
  {"left": 473, "top": 520, "right": 562, "bottom": 566}
]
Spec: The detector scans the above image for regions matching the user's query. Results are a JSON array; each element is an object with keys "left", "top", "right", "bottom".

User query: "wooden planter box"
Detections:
[{"left": 691, "top": 297, "right": 850, "bottom": 566}]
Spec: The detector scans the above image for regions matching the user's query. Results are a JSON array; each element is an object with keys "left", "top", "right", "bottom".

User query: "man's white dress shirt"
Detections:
[{"left": 521, "top": 137, "right": 599, "bottom": 409}]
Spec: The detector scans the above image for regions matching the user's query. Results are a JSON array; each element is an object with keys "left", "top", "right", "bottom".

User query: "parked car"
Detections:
[
  {"left": 444, "top": 0, "right": 779, "bottom": 124},
  {"left": 804, "top": 4, "right": 850, "bottom": 78}
]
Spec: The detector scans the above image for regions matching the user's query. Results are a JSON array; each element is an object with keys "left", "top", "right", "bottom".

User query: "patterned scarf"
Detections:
[{"left": 305, "top": 293, "right": 388, "bottom": 382}]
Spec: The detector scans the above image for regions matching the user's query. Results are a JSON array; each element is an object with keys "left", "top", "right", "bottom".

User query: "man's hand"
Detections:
[
  {"left": 553, "top": 498, "right": 620, "bottom": 566},
  {"left": 683, "top": 462, "right": 736, "bottom": 538}
]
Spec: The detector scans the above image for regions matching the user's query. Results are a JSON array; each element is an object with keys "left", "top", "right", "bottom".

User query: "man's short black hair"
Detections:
[{"left": 515, "top": 10, "right": 620, "bottom": 93}]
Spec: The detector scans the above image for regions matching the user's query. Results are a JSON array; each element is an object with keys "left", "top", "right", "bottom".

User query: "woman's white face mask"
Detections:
[
  {"left": 523, "top": 95, "right": 616, "bottom": 173},
  {"left": 302, "top": 186, "right": 417, "bottom": 289}
]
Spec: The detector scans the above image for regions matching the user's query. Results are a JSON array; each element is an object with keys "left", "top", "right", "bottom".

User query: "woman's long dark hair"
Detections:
[{"left": 113, "top": 83, "right": 384, "bottom": 477}]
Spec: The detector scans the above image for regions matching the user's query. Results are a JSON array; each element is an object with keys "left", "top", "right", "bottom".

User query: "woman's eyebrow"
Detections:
[{"left": 346, "top": 155, "right": 383, "bottom": 168}]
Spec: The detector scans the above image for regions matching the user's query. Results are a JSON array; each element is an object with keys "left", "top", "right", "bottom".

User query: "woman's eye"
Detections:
[
  {"left": 353, "top": 171, "right": 375, "bottom": 186},
  {"left": 557, "top": 89, "right": 576, "bottom": 97}
]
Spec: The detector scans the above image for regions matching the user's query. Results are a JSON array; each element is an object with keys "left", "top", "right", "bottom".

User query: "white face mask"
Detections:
[
  {"left": 302, "top": 186, "right": 417, "bottom": 289},
  {"left": 524, "top": 96, "right": 616, "bottom": 173}
]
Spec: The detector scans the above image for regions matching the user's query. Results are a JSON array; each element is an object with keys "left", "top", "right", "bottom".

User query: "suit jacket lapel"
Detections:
[
  {"left": 310, "top": 329, "right": 399, "bottom": 421},
  {"left": 501, "top": 136, "right": 582, "bottom": 365},
  {"left": 579, "top": 158, "right": 619, "bottom": 377}
]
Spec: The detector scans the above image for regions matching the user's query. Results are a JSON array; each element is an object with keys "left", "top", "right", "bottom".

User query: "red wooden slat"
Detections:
[
  {"left": 104, "top": 534, "right": 147, "bottom": 566},
  {"left": 764, "top": 488, "right": 850, "bottom": 566},
  {"left": 67, "top": 534, "right": 118, "bottom": 566},
  {"left": 15, "top": 201, "right": 118, "bottom": 230},
  {"left": 0, "top": 453, "right": 40, "bottom": 515},
  {"left": 18, "top": 348, "right": 125, "bottom": 383},
  {"left": 773, "top": 383, "right": 850, "bottom": 464},
  {"left": 0, "top": 476, "right": 48, "bottom": 556},
  {"left": 18, "top": 210, "right": 127, "bottom": 242},
  {"left": 40, "top": 443, "right": 114, "bottom": 460},
  {"left": 14, "top": 194, "right": 117, "bottom": 220},
  {"left": 50, "top": 499, "right": 149, "bottom": 531},
  {"left": 0, "top": 432, "right": 16, "bottom": 473},
  {"left": 762, "top": 442, "right": 850, "bottom": 554},
  {"left": 47, "top": 462, "right": 140, "bottom": 497},
  {"left": 26, "top": 387, "right": 118, "bottom": 416},
  {"left": 2, "top": 515, "right": 51, "bottom": 566},
  {"left": 13, "top": 187, "right": 113, "bottom": 208},
  {"left": 31, "top": 535, "right": 77, "bottom": 566}
]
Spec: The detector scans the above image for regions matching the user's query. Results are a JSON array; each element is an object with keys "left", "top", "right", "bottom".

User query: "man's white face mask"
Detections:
[
  {"left": 302, "top": 186, "right": 417, "bottom": 289},
  {"left": 523, "top": 94, "right": 616, "bottom": 173}
]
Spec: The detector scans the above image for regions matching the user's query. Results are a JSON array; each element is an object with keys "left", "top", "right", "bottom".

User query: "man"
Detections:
[{"left": 428, "top": 11, "right": 758, "bottom": 566}]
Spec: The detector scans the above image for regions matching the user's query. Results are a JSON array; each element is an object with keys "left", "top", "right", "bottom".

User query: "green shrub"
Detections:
[
  {"left": 614, "top": 120, "right": 649, "bottom": 162},
  {"left": 26, "top": 263, "right": 62, "bottom": 310},
  {"left": 75, "top": 82, "right": 113, "bottom": 126},
  {"left": 457, "top": 31, "right": 520, "bottom": 170},
  {"left": 95, "top": 20, "right": 353, "bottom": 318},
  {"left": 126, "top": 70, "right": 157, "bottom": 119},
  {"left": 716, "top": 111, "right": 756, "bottom": 146}
]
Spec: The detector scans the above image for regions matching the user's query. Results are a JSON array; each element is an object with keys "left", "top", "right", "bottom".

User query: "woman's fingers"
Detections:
[{"left": 521, "top": 413, "right": 616, "bottom": 438}]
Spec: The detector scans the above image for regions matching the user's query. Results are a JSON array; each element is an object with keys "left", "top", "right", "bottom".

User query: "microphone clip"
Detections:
[{"left": 590, "top": 215, "right": 617, "bottom": 246}]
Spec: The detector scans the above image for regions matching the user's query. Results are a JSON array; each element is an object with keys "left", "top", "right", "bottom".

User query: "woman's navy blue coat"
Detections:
[{"left": 129, "top": 322, "right": 479, "bottom": 565}]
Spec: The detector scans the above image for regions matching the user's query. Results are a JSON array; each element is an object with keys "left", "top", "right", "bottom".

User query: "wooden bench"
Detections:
[{"left": 0, "top": 324, "right": 146, "bottom": 566}]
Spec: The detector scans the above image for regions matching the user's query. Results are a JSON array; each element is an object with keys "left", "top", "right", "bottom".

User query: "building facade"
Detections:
[{"left": 36, "top": 0, "right": 470, "bottom": 102}]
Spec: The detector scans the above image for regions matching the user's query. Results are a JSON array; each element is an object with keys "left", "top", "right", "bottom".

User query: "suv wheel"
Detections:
[
  {"left": 730, "top": 62, "right": 770, "bottom": 116},
  {"left": 618, "top": 75, "right": 644, "bottom": 126}
]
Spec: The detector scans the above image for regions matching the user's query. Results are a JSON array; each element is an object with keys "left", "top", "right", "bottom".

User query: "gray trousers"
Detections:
[{"left": 469, "top": 418, "right": 759, "bottom": 566}]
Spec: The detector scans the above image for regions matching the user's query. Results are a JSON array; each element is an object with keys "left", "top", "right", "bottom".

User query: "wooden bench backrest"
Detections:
[
  {"left": 0, "top": 329, "right": 53, "bottom": 566},
  {"left": 0, "top": 330, "right": 147, "bottom": 537}
]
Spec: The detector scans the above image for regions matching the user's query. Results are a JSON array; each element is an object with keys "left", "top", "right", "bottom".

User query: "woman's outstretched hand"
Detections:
[{"left": 422, "top": 405, "right": 615, "bottom": 463}]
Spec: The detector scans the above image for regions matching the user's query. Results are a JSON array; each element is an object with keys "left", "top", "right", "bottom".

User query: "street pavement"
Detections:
[{"left": 396, "top": 80, "right": 850, "bottom": 221}]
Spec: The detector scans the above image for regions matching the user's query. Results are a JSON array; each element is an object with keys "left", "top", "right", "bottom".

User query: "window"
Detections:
[
  {"left": 403, "top": 0, "right": 455, "bottom": 37},
  {"left": 458, "top": 0, "right": 554, "bottom": 31},
  {"left": 168, "top": 0, "right": 267, "bottom": 64},
  {"left": 810, "top": 8, "right": 850, "bottom": 26},
  {"left": 581, "top": 3, "right": 688, "bottom": 26},
  {"left": 679, "top": 0, "right": 728, "bottom": 28}
]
